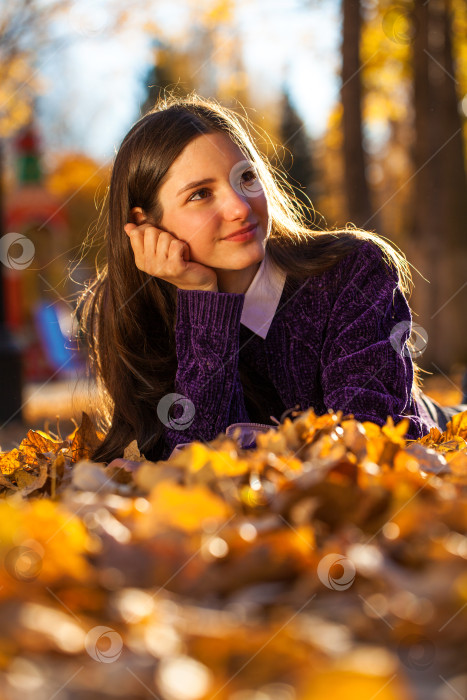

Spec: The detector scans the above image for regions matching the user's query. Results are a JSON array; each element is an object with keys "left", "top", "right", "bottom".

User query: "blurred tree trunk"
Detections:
[
  {"left": 341, "top": 0, "right": 374, "bottom": 228},
  {"left": 279, "top": 90, "right": 324, "bottom": 230},
  {"left": 407, "top": 0, "right": 467, "bottom": 371},
  {"left": 0, "top": 141, "right": 23, "bottom": 422}
]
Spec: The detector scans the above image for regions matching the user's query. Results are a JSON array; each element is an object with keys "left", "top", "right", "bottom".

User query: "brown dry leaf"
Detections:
[
  {"left": 419, "top": 426, "right": 444, "bottom": 446},
  {"left": 1, "top": 403, "right": 467, "bottom": 698},
  {"left": 0, "top": 471, "right": 18, "bottom": 491},
  {"left": 14, "top": 464, "right": 49, "bottom": 496},
  {"left": 20, "top": 430, "right": 67, "bottom": 461},
  {"left": 50, "top": 451, "right": 67, "bottom": 497},
  {"left": 0, "top": 431, "right": 69, "bottom": 482},
  {"left": 122, "top": 439, "right": 145, "bottom": 462},
  {"left": 70, "top": 411, "right": 103, "bottom": 463},
  {"left": 435, "top": 437, "right": 467, "bottom": 453},
  {"left": 0, "top": 448, "right": 25, "bottom": 475}
]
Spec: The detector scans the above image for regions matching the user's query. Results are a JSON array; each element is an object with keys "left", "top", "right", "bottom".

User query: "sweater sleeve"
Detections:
[
  {"left": 160, "top": 289, "right": 251, "bottom": 460},
  {"left": 320, "top": 241, "right": 430, "bottom": 440}
]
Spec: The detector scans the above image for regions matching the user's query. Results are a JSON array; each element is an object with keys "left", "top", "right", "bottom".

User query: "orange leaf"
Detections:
[
  {"left": 445, "top": 410, "right": 467, "bottom": 441},
  {"left": 16, "top": 433, "right": 64, "bottom": 469}
]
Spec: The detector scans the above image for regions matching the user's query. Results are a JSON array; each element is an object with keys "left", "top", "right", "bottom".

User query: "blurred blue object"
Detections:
[{"left": 33, "top": 301, "right": 86, "bottom": 376}]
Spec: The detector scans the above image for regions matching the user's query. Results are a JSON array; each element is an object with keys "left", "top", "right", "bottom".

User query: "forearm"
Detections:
[{"left": 161, "top": 289, "right": 251, "bottom": 458}]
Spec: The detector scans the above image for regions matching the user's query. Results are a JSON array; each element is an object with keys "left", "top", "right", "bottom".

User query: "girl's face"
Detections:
[{"left": 155, "top": 131, "right": 270, "bottom": 292}]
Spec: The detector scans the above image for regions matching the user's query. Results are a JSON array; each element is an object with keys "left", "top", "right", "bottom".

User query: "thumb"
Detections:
[{"left": 181, "top": 242, "right": 190, "bottom": 261}]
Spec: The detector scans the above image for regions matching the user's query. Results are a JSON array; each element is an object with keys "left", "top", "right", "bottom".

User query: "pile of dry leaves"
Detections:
[{"left": 0, "top": 408, "right": 466, "bottom": 700}]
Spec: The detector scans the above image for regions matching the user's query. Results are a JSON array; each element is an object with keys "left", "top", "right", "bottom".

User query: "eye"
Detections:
[
  {"left": 188, "top": 187, "right": 211, "bottom": 202},
  {"left": 242, "top": 169, "right": 257, "bottom": 183},
  {"left": 239, "top": 167, "right": 263, "bottom": 195}
]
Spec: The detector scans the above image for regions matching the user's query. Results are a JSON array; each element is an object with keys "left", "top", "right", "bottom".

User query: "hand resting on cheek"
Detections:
[{"left": 124, "top": 222, "right": 219, "bottom": 292}]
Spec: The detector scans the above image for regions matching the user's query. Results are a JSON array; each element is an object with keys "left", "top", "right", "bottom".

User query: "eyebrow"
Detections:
[{"left": 176, "top": 178, "right": 216, "bottom": 196}]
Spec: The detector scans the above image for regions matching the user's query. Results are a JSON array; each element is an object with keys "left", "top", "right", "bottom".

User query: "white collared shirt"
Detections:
[{"left": 240, "top": 249, "right": 287, "bottom": 339}]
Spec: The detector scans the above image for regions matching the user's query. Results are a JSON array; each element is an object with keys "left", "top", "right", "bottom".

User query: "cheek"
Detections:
[
  {"left": 174, "top": 213, "right": 218, "bottom": 251},
  {"left": 164, "top": 210, "right": 206, "bottom": 241}
]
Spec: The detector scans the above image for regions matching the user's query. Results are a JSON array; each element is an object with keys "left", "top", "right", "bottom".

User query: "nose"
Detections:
[{"left": 222, "top": 185, "right": 252, "bottom": 221}]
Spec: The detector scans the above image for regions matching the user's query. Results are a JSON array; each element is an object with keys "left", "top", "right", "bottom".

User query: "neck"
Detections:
[{"left": 216, "top": 260, "right": 262, "bottom": 294}]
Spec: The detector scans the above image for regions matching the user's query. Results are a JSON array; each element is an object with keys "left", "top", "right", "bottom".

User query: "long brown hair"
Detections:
[{"left": 76, "top": 90, "right": 422, "bottom": 464}]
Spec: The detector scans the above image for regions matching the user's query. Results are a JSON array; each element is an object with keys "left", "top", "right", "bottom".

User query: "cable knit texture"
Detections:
[{"left": 160, "top": 240, "right": 433, "bottom": 459}]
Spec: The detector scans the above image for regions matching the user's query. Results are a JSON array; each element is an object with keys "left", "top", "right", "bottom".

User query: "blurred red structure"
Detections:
[{"left": 3, "top": 123, "right": 73, "bottom": 382}]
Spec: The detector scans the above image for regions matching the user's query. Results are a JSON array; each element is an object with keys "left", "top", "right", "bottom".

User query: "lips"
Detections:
[{"left": 224, "top": 223, "right": 257, "bottom": 240}]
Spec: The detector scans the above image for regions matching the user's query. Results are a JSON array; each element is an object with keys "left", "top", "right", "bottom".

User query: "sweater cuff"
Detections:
[{"left": 176, "top": 289, "right": 245, "bottom": 331}]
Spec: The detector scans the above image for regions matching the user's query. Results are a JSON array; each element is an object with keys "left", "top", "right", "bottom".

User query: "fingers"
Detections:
[
  {"left": 124, "top": 222, "right": 183, "bottom": 276},
  {"left": 125, "top": 223, "right": 146, "bottom": 267},
  {"left": 168, "top": 238, "right": 189, "bottom": 263}
]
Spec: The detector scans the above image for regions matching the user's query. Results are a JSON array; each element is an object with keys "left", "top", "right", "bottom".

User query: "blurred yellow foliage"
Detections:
[
  {"left": 203, "top": 0, "right": 233, "bottom": 26},
  {"left": 135, "top": 480, "right": 234, "bottom": 536},
  {"left": 173, "top": 442, "right": 251, "bottom": 477},
  {"left": 47, "top": 153, "right": 110, "bottom": 198},
  {"left": 301, "top": 667, "right": 413, "bottom": 700},
  {"left": 0, "top": 56, "right": 43, "bottom": 137},
  {"left": 0, "top": 498, "right": 92, "bottom": 595}
]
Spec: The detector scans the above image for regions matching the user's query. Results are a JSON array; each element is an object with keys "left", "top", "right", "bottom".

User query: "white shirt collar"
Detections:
[{"left": 240, "top": 249, "right": 287, "bottom": 339}]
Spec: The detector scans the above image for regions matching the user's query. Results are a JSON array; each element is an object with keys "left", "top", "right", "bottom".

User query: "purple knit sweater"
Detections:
[{"left": 160, "top": 240, "right": 432, "bottom": 460}]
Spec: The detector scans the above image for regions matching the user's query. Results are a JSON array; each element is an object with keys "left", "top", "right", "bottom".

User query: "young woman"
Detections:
[{"left": 78, "top": 92, "right": 466, "bottom": 464}]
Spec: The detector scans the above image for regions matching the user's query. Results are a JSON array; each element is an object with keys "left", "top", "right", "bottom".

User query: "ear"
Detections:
[{"left": 129, "top": 206, "right": 148, "bottom": 226}]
